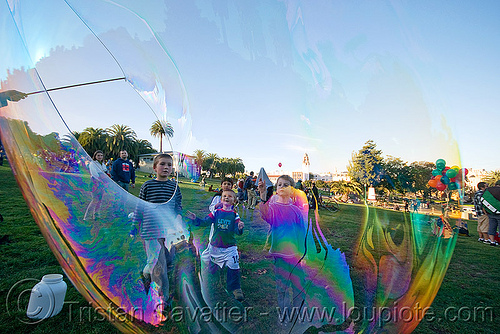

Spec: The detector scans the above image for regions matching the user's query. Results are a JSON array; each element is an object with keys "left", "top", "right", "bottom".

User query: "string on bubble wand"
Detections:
[{"left": 26, "top": 77, "right": 126, "bottom": 96}]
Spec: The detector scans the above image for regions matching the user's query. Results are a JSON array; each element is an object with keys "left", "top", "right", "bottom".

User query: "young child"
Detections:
[
  {"left": 132, "top": 153, "right": 182, "bottom": 306},
  {"left": 209, "top": 177, "right": 234, "bottom": 213},
  {"left": 186, "top": 189, "right": 245, "bottom": 301},
  {"left": 257, "top": 175, "right": 308, "bottom": 315}
]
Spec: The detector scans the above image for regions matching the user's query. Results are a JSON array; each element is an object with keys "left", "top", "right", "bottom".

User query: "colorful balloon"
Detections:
[
  {"left": 436, "top": 159, "right": 446, "bottom": 170},
  {"left": 436, "top": 182, "right": 446, "bottom": 191},
  {"left": 446, "top": 169, "right": 457, "bottom": 178},
  {"left": 428, "top": 179, "right": 438, "bottom": 187},
  {"left": 432, "top": 169, "right": 441, "bottom": 176},
  {"left": 441, "top": 175, "right": 450, "bottom": 184}
]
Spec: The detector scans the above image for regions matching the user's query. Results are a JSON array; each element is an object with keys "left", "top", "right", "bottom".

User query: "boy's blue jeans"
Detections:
[{"left": 209, "top": 261, "right": 241, "bottom": 292}]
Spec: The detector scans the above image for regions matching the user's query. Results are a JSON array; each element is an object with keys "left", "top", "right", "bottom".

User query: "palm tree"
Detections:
[
  {"left": 78, "top": 127, "right": 108, "bottom": 156},
  {"left": 330, "top": 180, "right": 363, "bottom": 202},
  {"left": 483, "top": 170, "right": 500, "bottom": 186},
  {"left": 106, "top": 124, "right": 137, "bottom": 159},
  {"left": 193, "top": 149, "right": 206, "bottom": 175},
  {"left": 150, "top": 120, "right": 174, "bottom": 152}
]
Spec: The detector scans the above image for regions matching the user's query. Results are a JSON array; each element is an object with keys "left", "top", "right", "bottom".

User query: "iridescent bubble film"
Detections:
[{"left": 0, "top": 1, "right": 462, "bottom": 333}]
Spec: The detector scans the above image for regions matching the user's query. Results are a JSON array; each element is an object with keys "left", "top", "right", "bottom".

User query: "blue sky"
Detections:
[{"left": 2, "top": 0, "right": 499, "bottom": 173}]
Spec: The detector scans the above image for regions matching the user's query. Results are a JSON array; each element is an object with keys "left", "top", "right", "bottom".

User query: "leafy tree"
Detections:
[
  {"left": 226, "top": 157, "right": 245, "bottom": 177},
  {"left": 78, "top": 127, "right": 108, "bottom": 157},
  {"left": 381, "top": 156, "right": 413, "bottom": 194},
  {"left": 150, "top": 120, "right": 174, "bottom": 152},
  {"left": 106, "top": 124, "right": 137, "bottom": 160},
  {"left": 409, "top": 161, "right": 434, "bottom": 198},
  {"left": 202, "top": 153, "right": 219, "bottom": 178},
  {"left": 348, "top": 140, "right": 384, "bottom": 196},
  {"left": 482, "top": 170, "right": 500, "bottom": 186}
]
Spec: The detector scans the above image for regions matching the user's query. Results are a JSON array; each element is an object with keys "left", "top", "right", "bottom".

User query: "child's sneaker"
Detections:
[
  {"left": 478, "top": 238, "right": 484, "bottom": 242},
  {"left": 233, "top": 289, "right": 244, "bottom": 301},
  {"left": 484, "top": 239, "right": 491, "bottom": 244}
]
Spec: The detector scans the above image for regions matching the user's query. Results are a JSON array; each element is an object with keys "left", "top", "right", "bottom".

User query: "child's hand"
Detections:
[
  {"left": 186, "top": 211, "right": 196, "bottom": 220},
  {"left": 257, "top": 180, "right": 266, "bottom": 194},
  {"left": 238, "top": 221, "right": 244, "bottom": 230}
]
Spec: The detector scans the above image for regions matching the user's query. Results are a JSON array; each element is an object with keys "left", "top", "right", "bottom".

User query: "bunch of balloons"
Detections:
[{"left": 428, "top": 159, "right": 468, "bottom": 192}]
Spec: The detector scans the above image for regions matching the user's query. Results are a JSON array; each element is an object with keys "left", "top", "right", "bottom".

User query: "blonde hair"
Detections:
[
  {"left": 153, "top": 153, "right": 173, "bottom": 169},
  {"left": 222, "top": 189, "right": 237, "bottom": 201}
]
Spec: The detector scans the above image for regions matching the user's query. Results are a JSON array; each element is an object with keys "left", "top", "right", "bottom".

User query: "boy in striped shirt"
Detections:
[{"left": 133, "top": 153, "right": 182, "bottom": 306}]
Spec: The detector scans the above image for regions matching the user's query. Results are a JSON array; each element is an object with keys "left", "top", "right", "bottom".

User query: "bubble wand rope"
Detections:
[{"left": 26, "top": 77, "right": 127, "bottom": 96}]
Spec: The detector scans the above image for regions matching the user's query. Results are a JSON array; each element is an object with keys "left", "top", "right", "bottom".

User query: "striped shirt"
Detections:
[{"left": 135, "top": 179, "right": 182, "bottom": 239}]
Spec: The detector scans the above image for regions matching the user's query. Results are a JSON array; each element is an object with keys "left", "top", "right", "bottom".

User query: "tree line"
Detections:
[
  {"left": 345, "top": 140, "right": 498, "bottom": 202},
  {"left": 193, "top": 149, "right": 245, "bottom": 179}
]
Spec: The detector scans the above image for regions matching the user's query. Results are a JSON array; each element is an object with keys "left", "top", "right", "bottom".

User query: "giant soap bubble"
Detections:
[{"left": 1, "top": 1, "right": 461, "bottom": 333}]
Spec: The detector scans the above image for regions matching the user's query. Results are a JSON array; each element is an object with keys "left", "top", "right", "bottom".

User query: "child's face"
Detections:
[
  {"left": 221, "top": 181, "right": 233, "bottom": 191},
  {"left": 221, "top": 191, "right": 235, "bottom": 206},
  {"left": 154, "top": 158, "right": 173, "bottom": 180},
  {"left": 95, "top": 152, "right": 104, "bottom": 161},
  {"left": 276, "top": 178, "right": 292, "bottom": 198}
]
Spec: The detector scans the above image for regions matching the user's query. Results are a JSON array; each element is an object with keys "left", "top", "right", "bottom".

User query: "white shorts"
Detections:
[{"left": 202, "top": 244, "right": 240, "bottom": 270}]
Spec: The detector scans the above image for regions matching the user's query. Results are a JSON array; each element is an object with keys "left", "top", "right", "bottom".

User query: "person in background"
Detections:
[
  {"left": 481, "top": 180, "right": 500, "bottom": 246},
  {"left": 111, "top": 150, "right": 135, "bottom": 191}
]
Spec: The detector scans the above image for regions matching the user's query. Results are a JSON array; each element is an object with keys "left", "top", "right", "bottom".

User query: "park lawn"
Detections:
[{"left": 0, "top": 164, "right": 499, "bottom": 333}]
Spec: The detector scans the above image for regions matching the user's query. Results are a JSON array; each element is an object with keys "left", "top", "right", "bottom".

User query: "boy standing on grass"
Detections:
[
  {"left": 257, "top": 175, "right": 308, "bottom": 320},
  {"left": 132, "top": 153, "right": 182, "bottom": 307},
  {"left": 186, "top": 189, "right": 245, "bottom": 301}
]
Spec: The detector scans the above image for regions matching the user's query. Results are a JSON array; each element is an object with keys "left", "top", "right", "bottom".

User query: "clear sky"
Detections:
[{"left": 2, "top": 0, "right": 499, "bottom": 174}]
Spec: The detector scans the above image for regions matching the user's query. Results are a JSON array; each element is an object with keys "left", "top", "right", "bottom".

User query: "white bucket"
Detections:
[{"left": 26, "top": 274, "right": 67, "bottom": 319}]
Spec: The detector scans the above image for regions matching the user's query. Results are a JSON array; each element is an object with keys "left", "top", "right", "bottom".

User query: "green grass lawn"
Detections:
[{"left": 0, "top": 164, "right": 498, "bottom": 333}]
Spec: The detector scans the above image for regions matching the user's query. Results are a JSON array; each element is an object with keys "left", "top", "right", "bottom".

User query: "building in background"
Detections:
[{"left": 138, "top": 151, "right": 199, "bottom": 180}]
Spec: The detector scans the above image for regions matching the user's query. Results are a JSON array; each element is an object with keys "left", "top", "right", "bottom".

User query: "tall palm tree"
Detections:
[
  {"left": 150, "top": 120, "right": 174, "bottom": 152},
  {"left": 193, "top": 149, "right": 206, "bottom": 175},
  {"left": 78, "top": 127, "right": 108, "bottom": 156},
  {"left": 106, "top": 124, "right": 137, "bottom": 159}
]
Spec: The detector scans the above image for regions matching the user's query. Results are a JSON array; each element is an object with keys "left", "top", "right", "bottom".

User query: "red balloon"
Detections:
[
  {"left": 436, "top": 182, "right": 446, "bottom": 191},
  {"left": 463, "top": 168, "right": 469, "bottom": 176},
  {"left": 278, "top": 162, "right": 282, "bottom": 167}
]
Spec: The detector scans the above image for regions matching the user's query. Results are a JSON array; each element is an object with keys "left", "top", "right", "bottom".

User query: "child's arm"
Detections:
[
  {"left": 237, "top": 220, "right": 244, "bottom": 234},
  {"left": 186, "top": 210, "right": 213, "bottom": 227},
  {"left": 235, "top": 213, "right": 244, "bottom": 235}
]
